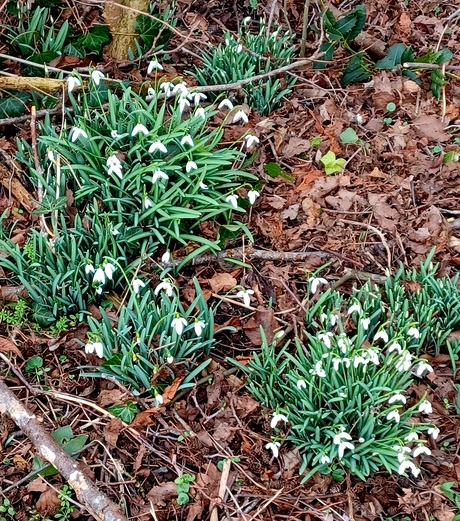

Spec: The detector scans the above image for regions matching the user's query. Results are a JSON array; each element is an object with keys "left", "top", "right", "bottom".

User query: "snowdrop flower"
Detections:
[
  {"left": 195, "top": 107, "right": 206, "bottom": 120},
  {"left": 111, "top": 130, "right": 119, "bottom": 139},
  {"left": 309, "top": 276, "right": 328, "bottom": 295},
  {"left": 178, "top": 96, "right": 190, "bottom": 114},
  {"left": 194, "top": 320, "right": 205, "bottom": 336},
  {"left": 96, "top": 287, "right": 103, "bottom": 295},
  {"left": 154, "top": 279, "right": 174, "bottom": 297},
  {"left": 236, "top": 288, "right": 254, "bottom": 307},
  {"left": 189, "top": 92, "right": 207, "bottom": 105},
  {"left": 247, "top": 190, "right": 260, "bottom": 205},
  {"left": 149, "top": 141, "right": 167, "bottom": 154},
  {"left": 146, "top": 87, "right": 156, "bottom": 101},
  {"left": 218, "top": 98, "right": 234, "bottom": 110},
  {"left": 70, "top": 127, "right": 88, "bottom": 142},
  {"left": 318, "top": 332, "right": 334, "bottom": 349},
  {"left": 347, "top": 303, "right": 361, "bottom": 315},
  {"left": 244, "top": 134, "right": 260, "bottom": 149},
  {"left": 93, "top": 268, "right": 105, "bottom": 284},
  {"left": 265, "top": 441, "right": 281, "bottom": 458},
  {"left": 414, "top": 361, "right": 433, "bottom": 377},
  {"left": 85, "top": 341, "right": 104, "bottom": 358},
  {"left": 427, "top": 426, "right": 440, "bottom": 439},
  {"left": 330, "top": 314, "right": 338, "bottom": 326},
  {"left": 172, "top": 82, "right": 189, "bottom": 96},
  {"left": 154, "top": 393, "right": 164, "bottom": 407},
  {"left": 407, "top": 327, "right": 420, "bottom": 339},
  {"left": 104, "top": 262, "right": 116, "bottom": 280},
  {"left": 91, "top": 70, "right": 104, "bottom": 85},
  {"left": 296, "top": 379, "right": 307, "bottom": 390},
  {"left": 181, "top": 135, "right": 194, "bottom": 147},
  {"left": 161, "top": 81, "right": 173, "bottom": 96},
  {"left": 171, "top": 316, "right": 188, "bottom": 335},
  {"left": 111, "top": 227, "right": 120, "bottom": 236},
  {"left": 167, "top": 355, "right": 174, "bottom": 364},
  {"left": 85, "top": 263, "right": 95, "bottom": 275},
  {"left": 398, "top": 460, "right": 420, "bottom": 477},
  {"left": 309, "top": 361, "right": 326, "bottom": 378},
  {"left": 67, "top": 76, "right": 81, "bottom": 93},
  {"left": 242, "top": 16, "right": 251, "bottom": 24},
  {"left": 386, "top": 410, "right": 400, "bottom": 423},
  {"left": 320, "top": 454, "right": 330, "bottom": 464},
  {"left": 389, "top": 393, "right": 407, "bottom": 404},
  {"left": 226, "top": 194, "right": 239, "bottom": 209},
  {"left": 360, "top": 318, "right": 370, "bottom": 330},
  {"left": 186, "top": 160, "right": 198, "bottom": 173},
  {"left": 147, "top": 58, "right": 164, "bottom": 73},
  {"left": 144, "top": 197, "right": 152, "bottom": 209},
  {"left": 333, "top": 430, "right": 352, "bottom": 445},
  {"left": 47, "top": 150, "right": 55, "bottom": 163},
  {"left": 270, "top": 413, "right": 288, "bottom": 429},
  {"left": 413, "top": 445, "right": 431, "bottom": 458},
  {"left": 418, "top": 400, "right": 433, "bottom": 414},
  {"left": 107, "top": 155, "right": 123, "bottom": 179},
  {"left": 405, "top": 431, "right": 419, "bottom": 442},
  {"left": 132, "top": 123, "right": 149, "bottom": 136},
  {"left": 132, "top": 278, "right": 146, "bottom": 294},
  {"left": 199, "top": 181, "right": 208, "bottom": 190},
  {"left": 152, "top": 169, "right": 169, "bottom": 183},
  {"left": 353, "top": 355, "right": 368, "bottom": 368},
  {"left": 388, "top": 342, "right": 402, "bottom": 354},
  {"left": 395, "top": 351, "right": 412, "bottom": 372},
  {"left": 337, "top": 335, "right": 351, "bottom": 353},
  {"left": 233, "top": 110, "right": 249, "bottom": 124},
  {"left": 337, "top": 441, "right": 355, "bottom": 459},
  {"left": 394, "top": 445, "right": 412, "bottom": 463},
  {"left": 236, "top": 43, "right": 243, "bottom": 53},
  {"left": 374, "top": 330, "right": 389, "bottom": 343},
  {"left": 161, "top": 251, "right": 170, "bottom": 263}
]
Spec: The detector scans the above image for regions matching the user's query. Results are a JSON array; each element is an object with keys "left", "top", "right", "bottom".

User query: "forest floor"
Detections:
[{"left": 1, "top": 0, "right": 460, "bottom": 520}]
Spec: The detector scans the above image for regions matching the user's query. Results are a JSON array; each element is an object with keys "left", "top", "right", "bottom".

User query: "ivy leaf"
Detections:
[
  {"left": 108, "top": 401, "right": 139, "bottom": 423},
  {"left": 0, "top": 92, "right": 30, "bottom": 118},
  {"left": 76, "top": 25, "right": 111, "bottom": 54},
  {"left": 63, "top": 43, "right": 86, "bottom": 58}
]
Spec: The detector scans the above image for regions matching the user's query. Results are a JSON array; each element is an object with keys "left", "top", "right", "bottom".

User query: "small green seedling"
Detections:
[
  {"left": 339, "top": 128, "right": 360, "bottom": 144},
  {"left": 386, "top": 102, "right": 397, "bottom": 112},
  {"left": 310, "top": 136, "right": 322, "bottom": 147},
  {"left": 440, "top": 482, "right": 460, "bottom": 521},
  {"left": 0, "top": 498, "right": 15, "bottom": 521},
  {"left": 320, "top": 150, "right": 346, "bottom": 175},
  {"left": 443, "top": 151, "right": 460, "bottom": 164},
  {"left": 174, "top": 474, "right": 196, "bottom": 505},
  {"left": 217, "top": 456, "right": 240, "bottom": 471}
]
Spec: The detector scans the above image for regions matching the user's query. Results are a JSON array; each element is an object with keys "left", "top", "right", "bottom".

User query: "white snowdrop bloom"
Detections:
[
  {"left": 154, "top": 280, "right": 174, "bottom": 297},
  {"left": 195, "top": 107, "right": 206, "bottom": 120},
  {"left": 144, "top": 197, "right": 153, "bottom": 209},
  {"left": 347, "top": 303, "right": 361, "bottom": 315},
  {"left": 418, "top": 400, "right": 433, "bottom": 414},
  {"left": 337, "top": 441, "right": 355, "bottom": 459},
  {"left": 309, "top": 276, "right": 328, "bottom": 295},
  {"left": 398, "top": 459, "right": 420, "bottom": 477},
  {"left": 186, "top": 160, "right": 198, "bottom": 173},
  {"left": 107, "top": 154, "right": 123, "bottom": 179},
  {"left": 405, "top": 431, "right": 419, "bottom": 442},
  {"left": 413, "top": 445, "right": 431, "bottom": 458},
  {"left": 386, "top": 410, "right": 400, "bottom": 423},
  {"left": 270, "top": 413, "right": 288, "bottom": 429},
  {"left": 91, "top": 70, "right": 104, "bottom": 85},
  {"left": 47, "top": 150, "right": 55, "bottom": 162},
  {"left": 247, "top": 190, "right": 260, "bottom": 205},
  {"left": 199, "top": 181, "right": 208, "bottom": 190},
  {"left": 96, "top": 286, "right": 103, "bottom": 295},
  {"left": 111, "top": 227, "right": 120, "bottom": 236},
  {"left": 111, "top": 130, "right": 119, "bottom": 138},
  {"left": 93, "top": 268, "right": 105, "bottom": 284},
  {"left": 265, "top": 441, "right": 281, "bottom": 458},
  {"left": 70, "top": 127, "right": 88, "bottom": 142},
  {"left": 330, "top": 314, "right": 338, "bottom": 326},
  {"left": 360, "top": 318, "right": 370, "bottom": 330},
  {"left": 154, "top": 393, "right": 164, "bottom": 406},
  {"left": 146, "top": 87, "right": 156, "bottom": 101},
  {"left": 161, "top": 81, "right": 173, "bottom": 96},
  {"left": 85, "top": 341, "right": 104, "bottom": 358},
  {"left": 149, "top": 141, "right": 167, "bottom": 154},
  {"left": 147, "top": 58, "right": 164, "bottom": 73},
  {"left": 394, "top": 445, "right": 412, "bottom": 463},
  {"left": 236, "top": 43, "right": 243, "bottom": 53},
  {"left": 132, "top": 123, "right": 149, "bottom": 136},
  {"left": 152, "top": 169, "right": 169, "bottom": 183},
  {"left": 389, "top": 393, "right": 407, "bottom": 404},
  {"left": 161, "top": 251, "right": 170, "bottom": 263},
  {"left": 189, "top": 92, "right": 207, "bottom": 105},
  {"left": 244, "top": 134, "right": 260, "bottom": 149},
  {"left": 180, "top": 134, "right": 194, "bottom": 147},
  {"left": 85, "top": 263, "right": 95, "bottom": 275},
  {"left": 333, "top": 430, "right": 352, "bottom": 445},
  {"left": 388, "top": 342, "right": 402, "bottom": 354},
  {"left": 395, "top": 351, "right": 413, "bottom": 372},
  {"left": 67, "top": 76, "right": 81, "bottom": 93},
  {"left": 296, "top": 379, "right": 307, "bottom": 390},
  {"left": 427, "top": 426, "right": 440, "bottom": 440},
  {"left": 320, "top": 454, "right": 331, "bottom": 464},
  {"left": 366, "top": 348, "right": 380, "bottom": 366},
  {"left": 337, "top": 335, "right": 351, "bottom": 353},
  {"left": 408, "top": 327, "right": 420, "bottom": 339},
  {"left": 226, "top": 194, "right": 239, "bottom": 209},
  {"left": 132, "top": 278, "right": 146, "bottom": 294},
  {"left": 233, "top": 110, "right": 249, "bottom": 124},
  {"left": 236, "top": 288, "right": 254, "bottom": 307},
  {"left": 172, "top": 82, "right": 189, "bottom": 96},
  {"left": 171, "top": 316, "right": 188, "bottom": 335},
  {"left": 243, "top": 16, "right": 251, "bottom": 24},
  {"left": 374, "top": 330, "right": 389, "bottom": 343},
  {"left": 318, "top": 332, "right": 334, "bottom": 349},
  {"left": 353, "top": 355, "right": 367, "bottom": 368},
  {"left": 414, "top": 361, "right": 433, "bottom": 377},
  {"left": 167, "top": 355, "right": 174, "bottom": 364},
  {"left": 319, "top": 313, "right": 328, "bottom": 324},
  {"left": 309, "top": 361, "right": 326, "bottom": 378},
  {"left": 218, "top": 98, "right": 234, "bottom": 110},
  {"left": 194, "top": 320, "right": 205, "bottom": 336},
  {"left": 178, "top": 95, "right": 190, "bottom": 114},
  {"left": 332, "top": 358, "right": 341, "bottom": 371},
  {"left": 104, "top": 262, "right": 116, "bottom": 280}
]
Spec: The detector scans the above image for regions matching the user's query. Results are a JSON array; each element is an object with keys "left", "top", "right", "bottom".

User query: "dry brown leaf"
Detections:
[
  {"left": 146, "top": 481, "right": 177, "bottom": 506},
  {"left": 301, "top": 197, "right": 321, "bottom": 227},
  {"left": 208, "top": 272, "right": 237, "bottom": 293},
  {"left": 97, "top": 389, "right": 127, "bottom": 407},
  {"left": 282, "top": 137, "right": 311, "bottom": 158},
  {"left": 27, "top": 477, "right": 48, "bottom": 493},
  {"left": 412, "top": 115, "right": 450, "bottom": 143},
  {"left": 397, "top": 11, "right": 411, "bottom": 35},
  {"left": 0, "top": 336, "right": 24, "bottom": 359},
  {"left": 103, "top": 417, "right": 123, "bottom": 448},
  {"left": 36, "top": 487, "right": 61, "bottom": 515}
]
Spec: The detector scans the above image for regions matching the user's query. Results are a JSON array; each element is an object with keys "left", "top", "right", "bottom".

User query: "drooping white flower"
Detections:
[
  {"left": 318, "top": 332, "right": 334, "bottom": 349},
  {"left": 111, "top": 130, "right": 119, "bottom": 139},
  {"left": 242, "top": 16, "right": 251, "bottom": 24},
  {"left": 172, "top": 82, "right": 189, "bottom": 96},
  {"left": 405, "top": 431, "right": 419, "bottom": 442},
  {"left": 244, "top": 134, "right": 260, "bottom": 149},
  {"left": 270, "top": 413, "right": 288, "bottom": 429},
  {"left": 265, "top": 441, "right": 281, "bottom": 458},
  {"left": 147, "top": 58, "right": 164, "bottom": 73},
  {"left": 427, "top": 426, "right": 440, "bottom": 439},
  {"left": 236, "top": 43, "right": 243, "bottom": 53},
  {"left": 85, "top": 341, "right": 104, "bottom": 358},
  {"left": 144, "top": 197, "right": 152, "bottom": 209},
  {"left": 296, "top": 379, "right": 307, "bottom": 390},
  {"left": 347, "top": 303, "right": 361, "bottom": 315},
  {"left": 199, "top": 181, "right": 208, "bottom": 190},
  {"left": 386, "top": 410, "right": 400, "bottom": 423},
  {"left": 414, "top": 361, "right": 433, "bottom": 377},
  {"left": 154, "top": 393, "right": 164, "bottom": 407},
  {"left": 360, "top": 318, "right": 370, "bottom": 330},
  {"left": 161, "top": 251, "right": 170, "bottom": 263},
  {"left": 186, "top": 160, "right": 198, "bottom": 173},
  {"left": 146, "top": 87, "right": 156, "bottom": 101},
  {"left": 91, "top": 70, "right": 104, "bottom": 85},
  {"left": 394, "top": 445, "right": 412, "bottom": 463},
  {"left": 195, "top": 107, "right": 206, "bottom": 120},
  {"left": 337, "top": 335, "right": 351, "bottom": 353},
  {"left": 161, "top": 81, "right": 173, "bottom": 96},
  {"left": 412, "top": 444, "right": 431, "bottom": 458},
  {"left": 309, "top": 361, "right": 326, "bottom": 378},
  {"left": 47, "top": 150, "right": 55, "bottom": 163},
  {"left": 309, "top": 276, "right": 328, "bottom": 295},
  {"left": 132, "top": 123, "right": 149, "bottom": 136},
  {"left": 85, "top": 263, "right": 95, "bottom": 275},
  {"left": 233, "top": 110, "right": 249, "bottom": 124},
  {"left": 320, "top": 454, "right": 331, "bottom": 464},
  {"left": 389, "top": 393, "right": 407, "bottom": 404},
  {"left": 167, "top": 355, "right": 174, "bottom": 364},
  {"left": 398, "top": 459, "right": 420, "bottom": 477},
  {"left": 218, "top": 99, "right": 234, "bottom": 110},
  {"left": 333, "top": 430, "right": 352, "bottom": 445},
  {"left": 395, "top": 350, "right": 413, "bottom": 372},
  {"left": 180, "top": 135, "right": 194, "bottom": 147},
  {"left": 246, "top": 189, "right": 260, "bottom": 205},
  {"left": 93, "top": 268, "right": 105, "bottom": 284},
  {"left": 388, "top": 342, "right": 402, "bottom": 354},
  {"left": 152, "top": 169, "right": 169, "bottom": 183},
  {"left": 104, "top": 262, "right": 116, "bottom": 280},
  {"left": 96, "top": 286, "right": 103, "bottom": 295},
  {"left": 407, "top": 327, "right": 420, "bottom": 339},
  {"left": 70, "top": 127, "right": 88, "bottom": 143},
  {"left": 337, "top": 441, "right": 355, "bottom": 459},
  {"left": 178, "top": 95, "right": 190, "bottom": 114},
  {"left": 189, "top": 92, "right": 207, "bottom": 105},
  {"left": 374, "top": 330, "right": 389, "bottom": 343},
  {"left": 194, "top": 320, "right": 205, "bottom": 336},
  {"left": 149, "top": 141, "right": 167, "bottom": 154},
  {"left": 132, "top": 278, "right": 146, "bottom": 294},
  {"left": 107, "top": 154, "right": 123, "bottom": 179},
  {"left": 154, "top": 280, "right": 174, "bottom": 297},
  {"left": 67, "top": 76, "right": 81, "bottom": 93},
  {"left": 418, "top": 400, "right": 433, "bottom": 414},
  {"left": 226, "top": 194, "right": 239, "bottom": 209},
  {"left": 236, "top": 288, "right": 254, "bottom": 307},
  {"left": 171, "top": 316, "right": 188, "bottom": 335}
]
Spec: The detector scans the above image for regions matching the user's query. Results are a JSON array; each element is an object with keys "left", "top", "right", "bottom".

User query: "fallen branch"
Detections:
[{"left": 0, "top": 379, "right": 127, "bottom": 521}]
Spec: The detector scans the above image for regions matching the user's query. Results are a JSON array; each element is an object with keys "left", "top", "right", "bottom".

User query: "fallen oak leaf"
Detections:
[{"left": 0, "top": 336, "right": 24, "bottom": 359}]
